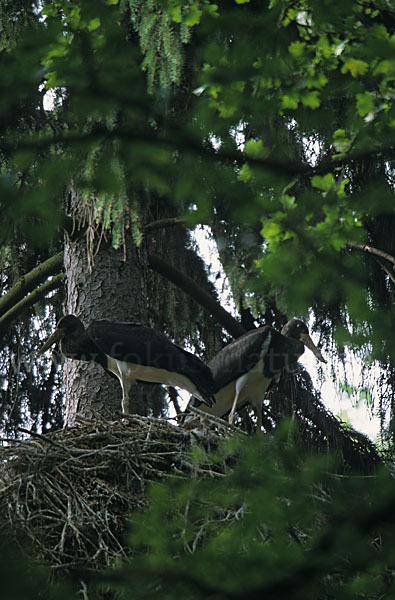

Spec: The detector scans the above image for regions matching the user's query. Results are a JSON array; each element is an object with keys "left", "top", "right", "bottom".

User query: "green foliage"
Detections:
[
  {"left": 2, "top": 3, "right": 395, "bottom": 590},
  {"left": 193, "top": 2, "right": 393, "bottom": 237},
  {"left": 166, "top": 0, "right": 219, "bottom": 26},
  {"left": 3, "top": 0, "right": 394, "bottom": 318},
  {"left": 80, "top": 139, "right": 143, "bottom": 249},
  {"left": 0, "top": 0, "right": 38, "bottom": 50},
  {"left": 2, "top": 425, "right": 391, "bottom": 599},
  {"left": 1, "top": 0, "right": 395, "bottom": 410},
  {"left": 126, "top": 0, "right": 192, "bottom": 91},
  {"left": 0, "top": 533, "right": 70, "bottom": 599},
  {"left": 86, "top": 424, "right": 395, "bottom": 599},
  {"left": 189, "top": 0, "right": 395, "bottom": 359},
  {"left": 0, "top": 0, "right": 180, "bottom": 247}
]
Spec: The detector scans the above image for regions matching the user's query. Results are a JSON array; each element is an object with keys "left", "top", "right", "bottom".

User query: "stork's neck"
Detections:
[{"left": 61, "top": 330, "right": 102, "bottom": 362}]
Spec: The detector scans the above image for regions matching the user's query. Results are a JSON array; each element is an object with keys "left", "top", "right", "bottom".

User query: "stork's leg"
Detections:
[
  {"left": 121, "top": 389, "right": 129, "bottom": 413},
  {"left": 105, "top": 356, "right": 136, "bottom": 414},
  {"left": 120, "top": 374, "right": 134, "bottom": 414},
  {"left": 228, "top": 376, "right": 246, "bottom": 425},
  {"left": 228, "top": 390, "right": 241, "bottom": 425}
]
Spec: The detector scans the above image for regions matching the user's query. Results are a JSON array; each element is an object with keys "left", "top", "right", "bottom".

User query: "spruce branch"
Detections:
[
  {"left": 0, "top": 273, "right": 64, "bottom": 340},
  {"left": 148, "top": 253, "right": 246, "bottom": 339},
  {"left": 4, "top": 122, "right": 395, "bottom": 182},
  {"left": 144, "top": 217, "right": 185, "bottom": 232},
  {"left": 0, "top": 243, "right": 246, "bottom": 344},
  {"left": 0, "top": 251, "right": 63, "bottom": 318}
]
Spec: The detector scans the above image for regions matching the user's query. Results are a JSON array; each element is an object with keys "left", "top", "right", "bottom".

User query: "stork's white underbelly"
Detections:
[
  {"left": 106, "top": 355, "right": 199, "bottom": 396},
  {"left": 203, "top": 357, "right": 272, "bottom": 417}
]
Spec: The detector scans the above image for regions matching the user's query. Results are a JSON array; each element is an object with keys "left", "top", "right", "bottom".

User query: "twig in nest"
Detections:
[
  {"left": 184, "top": 405, "right": 248, "bottom": 435},
  {"left": 17, "top": 427, "right": 67, "bottom": 449}
]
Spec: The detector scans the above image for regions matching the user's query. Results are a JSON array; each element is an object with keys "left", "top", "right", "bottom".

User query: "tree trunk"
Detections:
[{"left": 63, "top": 228, "right": 148, "bottom": 426}]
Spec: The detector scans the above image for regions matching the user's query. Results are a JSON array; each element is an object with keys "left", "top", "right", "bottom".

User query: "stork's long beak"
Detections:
[
  {"left": 37, "top": 328, "right": 65, "bottom": 356},
  {"left": 299, "top": 333, "right": 327, "bottom": 364}
]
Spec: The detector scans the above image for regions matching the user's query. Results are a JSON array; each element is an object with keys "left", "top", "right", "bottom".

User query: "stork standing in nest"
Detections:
[
  {"left": 38, "top": 315, "right": 216, "bottom": 413},
  {"left": 187, "top": 319, "right": 326, "bottom": 431}
]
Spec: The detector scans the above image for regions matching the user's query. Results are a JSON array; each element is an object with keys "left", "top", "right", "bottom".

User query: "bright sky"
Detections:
[{"left": 299, "top": 345, "right": 380, "bottom": 441}]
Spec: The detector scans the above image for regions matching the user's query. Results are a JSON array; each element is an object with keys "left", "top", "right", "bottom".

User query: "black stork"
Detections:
[
  {"left": 37, "top": 315, "right": 216, "bottom": 413},
  {"left": 186, "top": 318, "right": 326, "bottom": 431}
]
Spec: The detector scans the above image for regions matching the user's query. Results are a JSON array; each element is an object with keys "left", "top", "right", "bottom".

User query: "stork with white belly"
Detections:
[
  {"left": 187, "top": 319, "right": 326, "bottom": 431},
  {"left": 38, "top": 315, "right": 216, "bottom": 413}
]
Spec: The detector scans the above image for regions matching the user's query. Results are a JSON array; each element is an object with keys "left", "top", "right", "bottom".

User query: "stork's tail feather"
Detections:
[
  {"left": 199, "top": 391, "right": 215, "bottom": 408},
  {"left": 176, "top": 346, "right": 216, "bottom": 407},
  {"left": 195, "top": 367, "right": 216, "bottom": 407},
  {"left": 186, "top": 357, "right": 216, "bottom": 407}
]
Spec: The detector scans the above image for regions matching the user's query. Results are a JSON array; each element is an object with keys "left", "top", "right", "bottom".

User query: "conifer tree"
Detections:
[{"left": 0, "top": 0, "right": 394, "bottom": 448}]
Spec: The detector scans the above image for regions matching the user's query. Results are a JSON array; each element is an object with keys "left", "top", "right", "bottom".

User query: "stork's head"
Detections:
[
  {"left": 281, "top": 319, "right": 326, "bottom": 363},
  {"left": 37, "top": 315, "right": 84, "bottom": 355}
]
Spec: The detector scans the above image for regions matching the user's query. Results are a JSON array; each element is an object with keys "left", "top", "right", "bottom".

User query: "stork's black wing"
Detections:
[
  {"left": 208, "top": 326, "right": 305, "bottom": 391},
  {"left": 87, "top": 320, "right": 215, "bottom": 403},
  {"left": 208, "top": 326, "right": 274, "bottom": 391}
]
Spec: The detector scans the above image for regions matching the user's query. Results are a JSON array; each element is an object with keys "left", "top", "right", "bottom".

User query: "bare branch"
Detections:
[
  {"left": 375, "top": 258, "right": 395, "bottom": 285},
  {"left": 346, "top": 241, "right": 395, "bottom": 267},
  {"left": 144, "top": 217, "right": 185, "bottom": 232},
  {"left": 148, "top": 253, "right": 246, "bottom": 339}
]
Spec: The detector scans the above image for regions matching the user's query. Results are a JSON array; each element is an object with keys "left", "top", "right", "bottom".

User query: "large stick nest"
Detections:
[{"left": 0, "top": 413, "right": 233, "bottom": 576}]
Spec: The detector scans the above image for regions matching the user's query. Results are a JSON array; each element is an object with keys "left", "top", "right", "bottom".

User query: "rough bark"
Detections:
[{"left": 63, "top": 229, "right": 148, "bottom": 426}]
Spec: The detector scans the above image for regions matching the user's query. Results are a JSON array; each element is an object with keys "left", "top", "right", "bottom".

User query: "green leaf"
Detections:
[
  {"left": 311, "top": 173, "right": 335, "bottom": 191},
  {"left": 333, "top": 129, "right": 351, "bottom": 153},
  {"left": 185, "top": 4, "right": 203, "bottom": 26},
  {"left": 281, "top": 94, "right": 299, "bottom": 109},
  {"left": 301, "top": 90, "right": 320, "bottom": 109},
  {"left": 288, "top": 40, "right": 305, "bottom": 58},
  {"left": 244, "top": 139, "right": 268, "bottom": 159},
  {"left": 261, "top": 221, "right": 283, "bottom": 243},
  {"left": 169, "top": 6, "right": 182, "bottom": 22},
  {"left": 282, "top": 195, "right": 296, "bottom": 210},
  {"left": 238, "top": 163, "right": 253, "bottom": 181},
  {"left": 205, "top": 3, "right": 219, "bottom": 17},
  {"left": 306, "top": 72, "right": 328, "bottom": 89},
  {"left": 356, "top": 91, "right": 375, "bottom": 117},
  {"left": 374, "top": 59, "right": 395, "bottom": 77},
  {"left": 342, "top": 58, "right": 369, "bottom": 77},
  {"left": 87, "top": 17, "right": 101, "bottom": 31}
]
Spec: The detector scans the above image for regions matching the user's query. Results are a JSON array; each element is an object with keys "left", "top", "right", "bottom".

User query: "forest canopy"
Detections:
[
  {"left": 0, "top": 2, "right": 394, "bottom": 436},
  {"left": 1, "top": 1, "right": 395, "bottom": 598},
  {"left": 1, "top": 0, "right": 394, "bottom": 437},
  {"left": 1, "top": 0, "right": 394, "bottom": 327}
]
